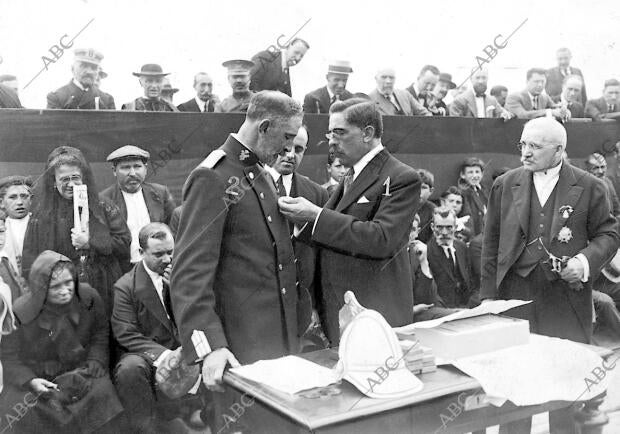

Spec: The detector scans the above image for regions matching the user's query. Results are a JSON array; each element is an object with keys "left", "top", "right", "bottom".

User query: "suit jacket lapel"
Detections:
[
  {"left": 335, "top": 150, "right": 387, "bottom": 212},
  {"left": 113, "top": 185, "right": 128, "bottom": 220},
  {"left": 430, "top": 239, "right": 455, "bottom": 281},
  {"left": 465, "top": 92, "right": 478, "bottom": 117},
  {"left": 141, "top": 183, "right": 161, "bottom": 222},
  {"left": 135, "top": 263, "right": 174, "bottom": 332},
  {"left": 522, "top": 90, "right": 532, "bottom": 110},
  {"left": 511, "top": 169, "right": 532, "bottom": 235},
  {"left": 320, "top": 87, "right": 330, "bottom": 112},
  {"left": 550, "top": 164, "right": 583, "bottom": 241}
]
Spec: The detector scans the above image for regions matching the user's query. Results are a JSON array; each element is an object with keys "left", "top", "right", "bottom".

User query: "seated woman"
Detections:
[
  {"left": 1, "top": 250, "right": 123, "bottom": 433},
  {"left": 22, "top": 146, "right": 131, "bottom": 313}
]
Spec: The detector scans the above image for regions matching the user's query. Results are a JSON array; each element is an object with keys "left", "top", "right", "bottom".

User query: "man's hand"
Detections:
[
  {"left": 71, "top": 227, "right": 90, "bottom": 249},
  {"left": 413, "top": 303, "right": 434, "bottom": 314},
  {"left": 278, "top": 196, "right": 322, "bottom": 225},
  {"left": 162, "top": 264, "right": 172, "bottom": 286},
  {"left": 201, "top": 348, "right": 240, "bottom": 392},
  {"left": 500, "top": 109, "right": 514, "bottom": 121},
  {"left": 560, "top": 257, "right": 584, "bottom": 283},
  {"left": 29, "top": 378, "right": 58, "bottom": 394}
]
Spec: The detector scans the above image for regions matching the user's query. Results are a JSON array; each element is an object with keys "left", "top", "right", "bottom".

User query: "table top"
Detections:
[{"left": 223, "top": 339, "right": 613, "bottom": 430}]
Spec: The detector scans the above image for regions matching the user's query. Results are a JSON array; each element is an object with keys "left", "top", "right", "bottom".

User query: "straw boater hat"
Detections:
[
  {"left": 132, "top": 64, "right": 170, "bottom": 77},
  {"left": 327, "top": 60, "right": 353, "bottom": 75}
]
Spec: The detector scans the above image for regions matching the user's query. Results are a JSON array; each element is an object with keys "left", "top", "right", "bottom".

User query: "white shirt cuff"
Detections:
[
  {"left": 311, "top": 209, "right": 324, "bottom": 235},
  {"left": 575, "top": 253, "right": 590, "bottom": 282},
  {"left": 191, "top": 330, "right": 212, "bottom": 362},
  {"left": 153, "top": 349, "right": 171, "bottom": 368},
  {"left": 293, "top": 222, "right": 307, "bottom": 237}
]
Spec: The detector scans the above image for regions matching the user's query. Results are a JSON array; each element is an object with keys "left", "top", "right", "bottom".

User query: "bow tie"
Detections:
[{"left": 475, "top": 93, "right": 485, "bottom": 98}]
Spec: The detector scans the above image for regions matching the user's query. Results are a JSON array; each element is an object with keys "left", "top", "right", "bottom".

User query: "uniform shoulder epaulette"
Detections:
[{"left": 199, "top": 149, "right": 226, "bottom": 169}]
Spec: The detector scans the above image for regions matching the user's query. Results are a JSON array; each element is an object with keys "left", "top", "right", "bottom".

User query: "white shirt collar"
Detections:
[
  {"left": 195, "top": 96, "right": 209, "bottom": 111},
  {"left": 72, "top": 78, "right": 87, "bottom": 91},
  {"left": 121, "top": 187, "right": 143, "bottom": 197},
  {"left": 352, "top": 145, "right": 384, "bottom": 181},
  {"left": 533, "top": 160, "right": 562, "bottom": 177},
  {"left": 264, "top": 166, "right": 293, "bottom": 195},
  {"left": 528, "top": 91, "right": 539, "bottom": 103},
  {"left": 413, "top": 83, "right": 421, "bottom": 97},
  {"left": 329, "top": 177, "right": 339, "bottom": 186},
  {"left": 326, "top": 86, "right": 335, "bottom": 100}
]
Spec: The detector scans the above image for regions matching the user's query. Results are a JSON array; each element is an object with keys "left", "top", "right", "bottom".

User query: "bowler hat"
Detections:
[{"left": 132, "top": 64, "right": 170, "bottom": 77}]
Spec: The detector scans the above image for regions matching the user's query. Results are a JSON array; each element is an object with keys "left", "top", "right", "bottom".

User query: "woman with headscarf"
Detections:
[
  {"left": 1, "top": 250, "right": 123, "bottom": 433},
  {"left": 22, "top": 146, "right": 131, "bottom": 312}
]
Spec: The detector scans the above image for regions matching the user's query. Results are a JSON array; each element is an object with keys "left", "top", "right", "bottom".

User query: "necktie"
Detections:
[
  {"left": 343, "top": 168, "right": 355, "bottom": 195},
  {"left": 204, "top": 102, "right": 208, "bottom": 112},
  {"left": 533, "top": 96, "right": 539, "bottom": 110},
  {"left": 388, "top": 94, "right": 401, "bottom": 112},
  {"left": 330, "top": 95, "right": 338, "bottom": 105},
  {"left": 276, "top": 176, "right": 287, "bottom": 197},
  {"left": 609, "top": 104, "right": 615, "bottom": 113},
  {"left": 162, "top": 281, "right": 175, "bottom": 323},
  {"left": 475, "top": 93, "right": 485, "bottom": 98},
  {"left": 443, "top": 245, "right": 456, "bottom": 265}
]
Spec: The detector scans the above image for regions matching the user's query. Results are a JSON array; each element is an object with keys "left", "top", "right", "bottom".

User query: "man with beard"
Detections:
[
  {"left": 170, "top": 91, "right": 304, "bottom": 433},
  {"left": 481, "top": 117, "right": 619, "bottom": 433},
  {"left": 250, "top": 38, "right": 309, "bottom": 96},
  {"left": 278, "top": 98, "right": 421, "bottom": 344},
  {"left": 100, "top": 145, "right": 176, "bottom": 271},
  {"left": 450, "top": 68, "right": 513, "bottom": 119},
  {"left": 122, "top": 64, "right": 178, "bottom": 112},
  {"left": 303, "top": 60, "right": 354, "bottom": 113},
  {"left": 215, "top": 60, "right": 255, "bottom": 113},
  {"left": 506, "top": 68, "right": 568, "bottom": 120},
  {"left": 178, "top": 72, "right": 220, "bottom": 112},
  {"left": 47, "top": 48, "right": 116, "bottom": 110}
]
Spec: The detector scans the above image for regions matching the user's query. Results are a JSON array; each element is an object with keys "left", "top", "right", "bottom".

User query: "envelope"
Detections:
[{"left": 357, "top": 196, "right": 370, "bottom": 204}]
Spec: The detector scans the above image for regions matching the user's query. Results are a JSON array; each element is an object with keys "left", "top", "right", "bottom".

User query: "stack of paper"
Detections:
[{"left": 399, "top": 339, "right": 436, "bottom": 374}]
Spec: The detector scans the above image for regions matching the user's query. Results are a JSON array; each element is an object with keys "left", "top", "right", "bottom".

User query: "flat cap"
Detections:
[
  {"left": 74, "top": 48, "right": 104, "bottom": 66},
  {"left": 106, "top": 145, "right": 150, "bottom": 162},
  {"left": 222, "top": 59, "right": 255, "bottom": 75},
  {"left": 0, "top": 175, "right": 33, "bottom": 191}
]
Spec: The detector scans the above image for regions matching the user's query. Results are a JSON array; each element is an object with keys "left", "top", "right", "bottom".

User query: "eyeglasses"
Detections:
[
  {"left": 57, "top": 174, "right": 83, "bottom": 185},
  {"left": 517, "top": 141, "right": 547, "bottom": 152}
]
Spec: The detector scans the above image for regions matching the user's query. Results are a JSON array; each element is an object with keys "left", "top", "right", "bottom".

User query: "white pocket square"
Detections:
[{"left": 357, "top": 196, "right": 370, "bottom": 204}]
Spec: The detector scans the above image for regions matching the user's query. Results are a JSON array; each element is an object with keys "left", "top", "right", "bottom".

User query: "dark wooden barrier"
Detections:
[{"left": 1, "top": 109, "right": 618, "bottom": 201}]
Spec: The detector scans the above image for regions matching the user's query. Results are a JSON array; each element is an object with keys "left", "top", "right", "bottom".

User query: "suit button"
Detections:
[
  {"left": 267, "top": 216, "right": 272, "bottom": 223},
  {"left": 249, "top": 172, "right": 255, "bottom": 180},
  {"left": 260, "top": 192, "right": 265, "bottom": 199},
  {"left": 278, "top": 264, "right": 283, "bottom": 271},
  {"left": 281, "top": 287, "right": 286, "bottom": 296}
]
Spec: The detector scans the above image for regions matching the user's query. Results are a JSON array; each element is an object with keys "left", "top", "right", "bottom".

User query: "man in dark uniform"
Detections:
[
  {"left": 100, "top": 145, "right": 176, "bottom": 271},
  {"left": 47, "top": 48, "right": 116, "bottom": 110},
  {"left": 122, "top": 64, "right": 178, "bottom": 111},
  {"left": 303, "top": 60, "right": 354, "bottom": 113},
  {"left": 482, "top": 117, "right": 619, "bottom": 433},
  {"left": 215, "top": 59, "right": 255, "bottom": 113},
  {"left": 170, "top": 91, "right": 304, "bottom": 432},
  {"left": 250, "top": 38, "right": 309, "bottom": 96}
]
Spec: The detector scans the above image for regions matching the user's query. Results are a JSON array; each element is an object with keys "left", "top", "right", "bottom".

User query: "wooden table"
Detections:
[{"left": 222, "top": 344, "right": 614, "bottom": 434}]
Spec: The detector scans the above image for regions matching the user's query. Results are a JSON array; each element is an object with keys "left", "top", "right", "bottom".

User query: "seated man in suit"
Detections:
[
  {"left": 178, "top": 72, "right": 220, "bottom": 112},
  {"left": 369, "top": 68, "right": 431, "bottom": 116},
  {"left": 266, "top": 126, "right": 329, "bottom": 351},
  {"left": 450, "top": 68, "right": 513, "bottom": 120},
  {"left": 321, "top": 144, "right": 347, "bottom": 196},
  {"left": 552, "top": 74, "right": 585, "bottom": 118},
  {"left": 585, "top": 79, "right": 620, "bottom": 121},
  {"left": 112, "top": 223, "right": 198, "bottom": 433},
  {"left": 490, "top": 85, "right": 508, "bottom": 107},
  {"left": 303, "top": 60, "right": 354, "bottom": 113},
  {"left": 101, "top": 145, "right": 176, "bottom": 271},
  {"left": 47, "top": 48, "right": 115, "bottom": 110},
  {"left": 584, "top": 153, "right": 620, "bottom": 219},
  {"left": 506, "top": 68, "right": 569, "bottom": 120},
  {"left": 250, "top": 38, "right": 309, "bottom": 96},
  {"left": 405, "top": 64, "right": 440, "bottom": 106},
  {"left": 546, "top": 47, "right": 587, "bottom": 103},
  {"left": 408, "top": 214, "right": 460, "bottom": 321},
  {"left": 427, "top": 206, "right": 480, "bottom": 308}
]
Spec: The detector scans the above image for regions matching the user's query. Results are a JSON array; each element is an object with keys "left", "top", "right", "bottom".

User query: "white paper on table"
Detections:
[
  {"left": 393, "top": 299, "right": 532, "bottom": 333},
  {"left": 230, "top": 355, "right": 340, "bottom": 395},
  {"left": 452, "top": 334, "right": 616, "bottom": 406}
]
